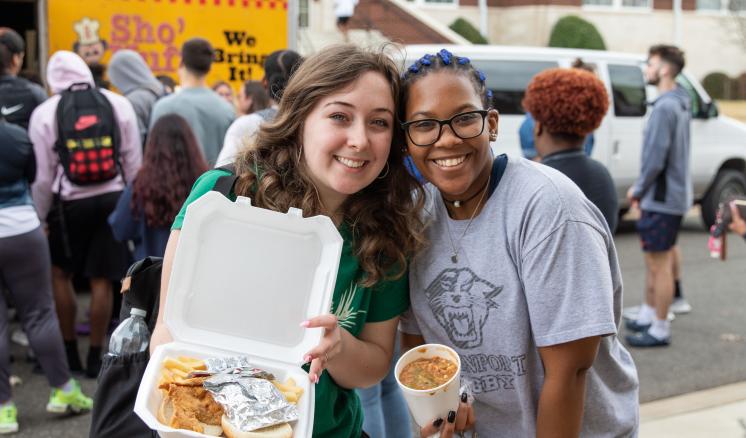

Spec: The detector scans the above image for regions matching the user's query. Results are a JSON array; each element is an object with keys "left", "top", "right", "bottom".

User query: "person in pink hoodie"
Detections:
[{"left": 30, "top": 51, "right": 142, "bottom": 378}]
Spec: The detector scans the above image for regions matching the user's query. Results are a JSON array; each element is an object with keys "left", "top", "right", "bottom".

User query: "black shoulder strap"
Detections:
[
  {"left": 213, "top": 164, "right": 238, "bottom": 197},
  {"left": 488, "top": 154, "right": 508, "bottom": 197}
]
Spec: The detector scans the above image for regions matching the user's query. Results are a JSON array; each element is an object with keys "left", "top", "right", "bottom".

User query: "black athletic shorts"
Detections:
[
  {"left": 337, "top": 16, "right": 351, "bottom": 25},
  {"left": 47, "top": 191, "right": 129, "bottom": 280}
]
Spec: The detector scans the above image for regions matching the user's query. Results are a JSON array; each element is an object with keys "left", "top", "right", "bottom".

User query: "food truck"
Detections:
[{"left": 3, "top": 0, "right": 297, "bottom": 89}]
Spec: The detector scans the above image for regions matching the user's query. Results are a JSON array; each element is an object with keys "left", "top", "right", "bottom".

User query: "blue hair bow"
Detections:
[{"left": 438, "top": 49, "right": 452, "bottom": 65}]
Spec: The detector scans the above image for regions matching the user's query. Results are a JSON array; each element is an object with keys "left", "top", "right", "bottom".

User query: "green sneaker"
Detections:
[
  {"left": 0, "top": 404, "right": 18, "bottom": 434},
  {"left": 46, "top": 380, "right": 93, "bottom": 414}
]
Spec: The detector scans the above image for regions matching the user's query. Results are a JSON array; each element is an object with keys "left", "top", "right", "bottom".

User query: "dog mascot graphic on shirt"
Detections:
[{"left": 425, "top": 268, "right": 502, "bottom": 349}]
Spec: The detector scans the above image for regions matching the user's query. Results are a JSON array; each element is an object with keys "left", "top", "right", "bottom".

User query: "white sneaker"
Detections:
[
  {"left": 622, "top": 305, "right": 675, "bottom": 322},
  {"left": 670, "top": 297, "right": 692, "bottom": 315}
]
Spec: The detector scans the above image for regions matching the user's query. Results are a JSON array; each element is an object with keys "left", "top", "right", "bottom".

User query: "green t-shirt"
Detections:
[{"left": 172, "top": 169, "right": 410, "bottom": 437}]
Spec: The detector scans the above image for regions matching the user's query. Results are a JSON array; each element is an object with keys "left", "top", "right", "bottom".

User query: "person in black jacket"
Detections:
[
  {"left": 0, "top": 28, "right": 47, "bottom": 130},
  {"left": 0, "top": 120, "right": 92, "bottom": 434},
  {"left": 522, "top": 67, "right": 618, "bottom": 233}
]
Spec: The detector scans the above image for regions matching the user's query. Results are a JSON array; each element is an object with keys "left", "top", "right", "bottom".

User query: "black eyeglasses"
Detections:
[{"left": 401, "top": 110, "right": 489, "bottom": 147}]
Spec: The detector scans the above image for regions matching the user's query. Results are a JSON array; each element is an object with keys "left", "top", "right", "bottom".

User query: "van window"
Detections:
[
  {"left": 476, "top": 60, "right": 558, "bottom": 115},
  {"left": 675, "top": 74, "right": 707, "bottom": 118},
  {"left": 608, "top": 64, "right": 647, "bottom": 117}
]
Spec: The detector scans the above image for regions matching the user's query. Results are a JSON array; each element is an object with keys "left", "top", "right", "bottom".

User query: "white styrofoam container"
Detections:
[{"left": 134, "top": 192, "right": 343, "bottom": 438}]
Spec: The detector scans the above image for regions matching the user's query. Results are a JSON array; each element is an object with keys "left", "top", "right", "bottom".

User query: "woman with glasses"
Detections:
[{"left": 397, "top": 50, "right": 639, "bottom": 437}]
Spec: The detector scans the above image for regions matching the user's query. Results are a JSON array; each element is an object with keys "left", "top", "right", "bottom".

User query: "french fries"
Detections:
[
  {"left": 158, "top": 356, "right": 207, "bottom": 388},
  {"left": 272, "top": 377, "right": 304, "bottom": 404}
]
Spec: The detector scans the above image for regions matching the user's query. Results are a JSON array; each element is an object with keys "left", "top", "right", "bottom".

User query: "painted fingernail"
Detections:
[
  {"left": 461, "top": 392, "right": 468, "bottom": 403},
  {"left": 303, "top": 355, "right": 312, "bottom": 363},
  {"left": 300, "top": 320, "right": 310, "bottom": 327},
  {"left": 447, "top": 410, "right": 456, "bottom": 423},
  {"left": 432, "top": 418, "right": 443, "bottom": 428},
  {"left": 314, "top": 374, "right": 320, "bottom": 384}
]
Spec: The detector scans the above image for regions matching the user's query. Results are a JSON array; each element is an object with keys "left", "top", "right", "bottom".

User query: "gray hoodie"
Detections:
[
  {"left": 107, "top": 50, "right": 164, "bottom": 144},
  {"left": 632, "top": 85, "right": 692, "bottom": 216}
]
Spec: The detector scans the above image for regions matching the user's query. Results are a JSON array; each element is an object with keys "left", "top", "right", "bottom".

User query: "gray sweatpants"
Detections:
[{"left": 0, "top": 226, "right": 70, "bottom": 402}]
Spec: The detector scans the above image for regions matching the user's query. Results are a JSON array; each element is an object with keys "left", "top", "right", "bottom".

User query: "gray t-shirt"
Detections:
[
  {"left": 149, "top": 87, "right": 235, "bottom": 165},
  {"left": 400, "top": 157, "right": 639, "bottom": 437}
]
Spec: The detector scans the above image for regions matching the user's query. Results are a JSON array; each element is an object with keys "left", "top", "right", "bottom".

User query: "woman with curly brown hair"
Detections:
[
  {"left": 522, "top": 67, "right": 618, "bottom": 232},
  {"left": 398, "top": 50, "right": 638, "bottom": 437},
  {"left": 149, "top": 45, "right": 426, "bottom": 437},
  {"left": 108, "top": 114, "right": 208, "bottom": 259}
]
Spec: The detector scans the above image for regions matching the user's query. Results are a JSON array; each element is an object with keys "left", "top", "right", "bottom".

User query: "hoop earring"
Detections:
[{"left": 377, "top": 161, "right": 390, "bottom": 180}]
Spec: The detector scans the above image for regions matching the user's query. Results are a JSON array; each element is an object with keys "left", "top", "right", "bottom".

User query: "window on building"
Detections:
[
  {"left": 608, "top": 64, "right": 647, "bottom": 117},
  {"left": 583, "top": 0, "right": 650, "bottom": 7},
  {"left": 475, "top": 60, "right": 558, "bottom": 115},
  {"left": 730, "top": 0, "right": 746, "bottom": 11},
  {"left": 406, "top": 0, "right": 458, "bottom": 4},
  {"left": 696, "top": 0, "right": 722, "bottom": 9},
  {"left": 697, "top": 0, "right": 746, "bottom": 10},
  {"left": 622, "top": 0, "right": 651, "bottom": 6},
  {"left": 299, "top": 0, "right": 309, "bottom": 28}
]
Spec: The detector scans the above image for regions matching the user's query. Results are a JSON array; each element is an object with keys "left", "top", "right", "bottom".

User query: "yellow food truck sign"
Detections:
[{"left": 48, "top": 0, "right": 289, "bottom": 87}]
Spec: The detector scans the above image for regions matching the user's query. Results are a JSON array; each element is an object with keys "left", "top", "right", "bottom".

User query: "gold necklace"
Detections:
[{"left": 443, "top": 173, "right": 491, "bottom": 264}]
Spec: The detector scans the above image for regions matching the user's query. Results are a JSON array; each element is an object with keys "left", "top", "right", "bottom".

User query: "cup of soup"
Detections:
[{"left": 395, "top": 344, "right": 461, "bottom": 433}]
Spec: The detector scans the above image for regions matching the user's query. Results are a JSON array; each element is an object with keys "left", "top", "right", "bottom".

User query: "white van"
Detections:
[{"left": 403, "top": 45, "right": 746, "bottom": 228}]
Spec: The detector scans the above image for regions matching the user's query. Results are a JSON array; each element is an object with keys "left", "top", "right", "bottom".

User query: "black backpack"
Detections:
[
  {"left": 89, "top": 167, "right": 238, "bottom": 438},
  {"left": 0, "top": 77, "right": 40, "bottom": 130},
  {"left": 54, "top": 83, "right": 122, "bottom": 185}
]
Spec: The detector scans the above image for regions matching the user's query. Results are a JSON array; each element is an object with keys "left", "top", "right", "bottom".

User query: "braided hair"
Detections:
[{"left": 399, "top": 49, "right": 493, "bottom": 117}]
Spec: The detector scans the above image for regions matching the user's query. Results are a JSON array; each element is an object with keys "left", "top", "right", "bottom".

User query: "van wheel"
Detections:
[{"left": 701, "top": 169, "right": 746, "bottom": 228}]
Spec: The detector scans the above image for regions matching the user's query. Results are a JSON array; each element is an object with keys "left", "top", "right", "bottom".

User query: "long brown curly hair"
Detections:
[
  {"left": 522, "top": 68, "right": 609, "bottom": 138},
  {"left": 234, "top": 45, "right": 425, "bottom": 287},
  {"left": 132, "top": 114, "right": 208, "bottom": 227}
]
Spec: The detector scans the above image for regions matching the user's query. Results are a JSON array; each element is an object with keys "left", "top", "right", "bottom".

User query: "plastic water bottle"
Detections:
[{"left": 108, "top": 308, "right": 150, "bottom": 356}]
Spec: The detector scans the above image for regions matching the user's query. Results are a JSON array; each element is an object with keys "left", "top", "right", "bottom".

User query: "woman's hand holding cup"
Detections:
[{"left": 419, "top": 392, "right": 476, "bottom": 438}]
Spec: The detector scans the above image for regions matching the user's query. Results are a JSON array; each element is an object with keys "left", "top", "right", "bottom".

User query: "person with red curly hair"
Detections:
[
  {"left": 523, "top": 67, "right": 618, "bottom": 232},
  {"left": 519, "top": 59, "right": 596, "bottom": 160}
]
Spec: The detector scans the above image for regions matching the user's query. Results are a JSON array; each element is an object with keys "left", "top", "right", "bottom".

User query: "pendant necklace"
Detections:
[
  {"left": 444, "top": 173, "right": 491, "bottom": 264},
  {"left": 443, "top": 187, "right": 485, "bottom": 208}
]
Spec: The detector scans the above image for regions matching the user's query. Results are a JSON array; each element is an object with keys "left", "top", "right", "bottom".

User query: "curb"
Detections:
[{"left": 640, "top": 381, "right": 746, "bottom": 422}]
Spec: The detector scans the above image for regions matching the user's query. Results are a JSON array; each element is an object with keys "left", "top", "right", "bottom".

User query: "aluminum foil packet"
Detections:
[
  {"left": 204, "top": 373, "right": 298, "bottom": 432},
  {"left": 190, "top": 356, "right": 275, "bottom": 380}
]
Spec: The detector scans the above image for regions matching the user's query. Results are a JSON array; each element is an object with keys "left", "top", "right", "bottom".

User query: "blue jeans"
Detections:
[{"left": 357, "top": 340, "right": 411, "bottom": 437}]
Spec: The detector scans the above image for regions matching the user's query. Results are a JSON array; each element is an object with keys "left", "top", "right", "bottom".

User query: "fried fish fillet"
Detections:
[{"left": 160, "top": 377, "right": 224, "bottom": 433}]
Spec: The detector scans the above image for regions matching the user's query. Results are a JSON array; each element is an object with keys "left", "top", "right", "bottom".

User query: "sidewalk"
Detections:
[{"left": 640, "top": 381, "right": 746, "bottom": 437}]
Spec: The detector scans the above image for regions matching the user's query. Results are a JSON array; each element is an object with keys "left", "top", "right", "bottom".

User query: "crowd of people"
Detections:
[{"left": 1, "top": 21, "right": 744, "bottom": 437}]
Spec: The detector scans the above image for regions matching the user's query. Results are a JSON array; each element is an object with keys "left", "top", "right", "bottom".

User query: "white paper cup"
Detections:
[{"left": 395, "top": 344, "right": 461, "bottom": 432}]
